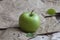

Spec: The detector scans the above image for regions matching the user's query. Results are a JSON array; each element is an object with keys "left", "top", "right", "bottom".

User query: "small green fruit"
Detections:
[
  {"left": 47, "top": 8, "right": 56, "bottom": 16},
  {"left": 19, "top": 10, "right": 40, "bottom": 33}
]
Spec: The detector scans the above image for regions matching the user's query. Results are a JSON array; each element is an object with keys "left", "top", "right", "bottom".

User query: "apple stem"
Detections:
[{"left": 30, "top": 10, "right": 34, "bottom": 16}]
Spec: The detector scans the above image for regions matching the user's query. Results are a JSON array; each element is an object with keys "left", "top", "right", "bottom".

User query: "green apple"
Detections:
[
  {"left": 47, "top": 8, "right": 56, "bottom": 16},
  {"left": 19, "top": 10, "right": 40, "bottom": 33}
]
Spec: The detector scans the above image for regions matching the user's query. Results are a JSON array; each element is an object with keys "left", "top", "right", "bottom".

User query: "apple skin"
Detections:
[
  {"left": 47, "top": 8, "right": 56, "bottom": 16},
  {"left": 19, "top": 12, "right": 40, "bottom": 33}
]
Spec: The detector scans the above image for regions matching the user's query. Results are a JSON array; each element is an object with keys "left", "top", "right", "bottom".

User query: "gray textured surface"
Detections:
[
  {"left": 0, "top": 0, "right": 60, "bottom": 34},
  {"left": 0, "top": 0, "right": 60, "bottom": 33},
  {"left": 0, "top": 28, "right": 29, "bottom": 40},
  {"left": 51, "top": 32, "right": 60, "bottom": 40},
  {"left": 0, "top": 0, "right": 60, "bottom": 40},
  {"left": 0, "top": 0, "right": 46, "bottom": 29},
  {"left": 1, "top": 28, "right": 60, "bottom": 40},
  {"left": 30, "top": 35, "right": 50, "bottom": 40}
]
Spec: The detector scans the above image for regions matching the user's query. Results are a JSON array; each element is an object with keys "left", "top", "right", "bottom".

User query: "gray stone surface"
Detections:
[
  {"left": 0, "top": 0, "right": 60, "bottom": 40},
  {"left": 30, "top": 35, "right": 50, "bottom": 40},
  {"left": 0, "top": 0, "right": 46, "bottom": 29},
  {"left": 0, "top": 28, "right": 60, "bottom": 40},
  {"left": 0, "top": 28, "right": 29, "bottom": 40},
  {"left": 1, "top": 0, "right": 60, "bottom": 40},
  {"left": 41, "top": 0, "right": 60, "bottom": 6},
  {"left": 0, "top": 28, "right": 51, "bottom": 40},
  {"left": 0, "top": 0, "right": 46, "bottom": 33},
  {"left": 0, "top": 0, "right": 60, "bottom": 37},
  {"left": 0, "top": 30, "right": 5, "bottom": 36},
  {"left": 51, "top": 32, "right": 60, "bottom": 40}
]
